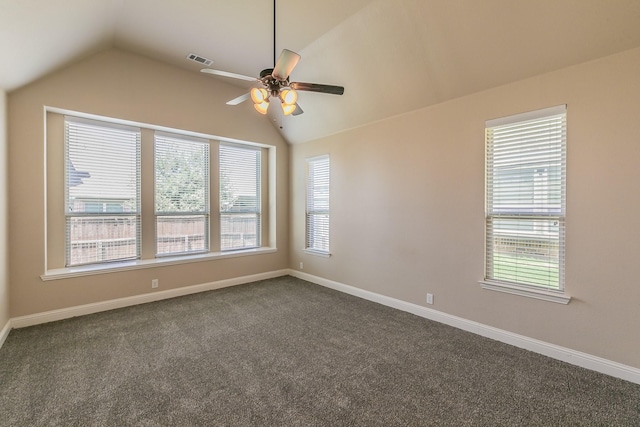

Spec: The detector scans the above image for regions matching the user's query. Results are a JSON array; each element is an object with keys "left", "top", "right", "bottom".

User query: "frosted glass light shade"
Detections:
[
  {"left": 254, "top": 101, "right": 269, "bottom": 114},
  {"left": 280, "top": 89, "right": 297, "bottom": 105},
  {"left": 250, "top": 88, "right": 268, "bottom": 104},
  {"left": 282, "top": 104, "right": 296, "bottom": 116}
]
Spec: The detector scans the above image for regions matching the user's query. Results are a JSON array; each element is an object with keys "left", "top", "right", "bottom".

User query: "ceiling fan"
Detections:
[{"left": 199, "top": 0, "right": 344, "bottom": 116}]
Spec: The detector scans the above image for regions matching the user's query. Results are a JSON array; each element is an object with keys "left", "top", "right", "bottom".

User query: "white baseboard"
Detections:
[
  {"left": 290, "top": 270, "right": 640, "bottom": 385},
  {"left": 10, "top": 269, "right": 289, "bottom": 329},
  {"left": 6, "top": 268, "right": 639, "bottom": 385},
  {"left": 0, "top": 318, "right": 11, "bottom": 348}
]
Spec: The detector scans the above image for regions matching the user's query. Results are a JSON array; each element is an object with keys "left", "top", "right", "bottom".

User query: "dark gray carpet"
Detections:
[{"left": 1, "top": 276, "right": 639, "bottom": 426}]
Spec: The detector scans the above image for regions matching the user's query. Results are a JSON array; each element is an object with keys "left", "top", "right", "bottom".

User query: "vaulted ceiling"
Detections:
[{"left": 2, "top": 0, "right": 640, "bottom": 144}]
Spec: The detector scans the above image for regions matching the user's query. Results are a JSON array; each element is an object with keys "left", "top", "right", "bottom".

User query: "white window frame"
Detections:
[
  {"left": 154, "top": 132, "right": 210, "bottom": 257},
  {"left": 64, "top": 117, "right": 141, "bottom": 267},
  {"left": 219, "top": 143, "right": 262, "bottom": 252},
  {"left": 480, "top": 105, "right": 570, "bottom": 304},
  {"left": 305, "top": 154, "right": 331, "bottom": 256},
  {"left": 44, "top": 108, "right": 276, "bottom": 281}
]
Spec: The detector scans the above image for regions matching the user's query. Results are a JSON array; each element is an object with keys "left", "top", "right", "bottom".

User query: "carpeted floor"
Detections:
[{"left": 1, "top": 275, "right": 639, "bottom": 426}]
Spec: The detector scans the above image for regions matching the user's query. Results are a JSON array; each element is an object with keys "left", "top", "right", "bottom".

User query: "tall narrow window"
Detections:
[
  {"left": 485, "top": 105, "right": 566, "bottom": 291},
  {"left": 305, "top": 155, "right": 330, "bottom": 254},
  {"left": 219, "top": 143, "right": 261, "bottom": 251},
  {"left": 155, "top": 133, "right": 209, "bottom": 256},
  {"left": 65, "top": 117, "right": 141, "bottom": 266}
]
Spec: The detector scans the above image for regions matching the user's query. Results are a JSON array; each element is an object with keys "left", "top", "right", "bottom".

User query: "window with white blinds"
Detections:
[
  {"left": 65, "top": 117, "right": 141, "bottom": 266},
  {"left": 485, "top": 105, "right": 566, "bottom": 291},
  {"left": 219, "top": 143, "right": 261, "bottom": 251},
  {"left": 155, "top": 133, "right": 210, "bottom": 256},
  {"left": 305, "top": 155, "right": 330, "bottom": 253}
]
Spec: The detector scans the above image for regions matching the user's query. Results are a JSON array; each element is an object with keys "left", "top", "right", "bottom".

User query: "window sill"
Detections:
[
  {"left": 304, "top": 249, "right": 331, "bottom": 258},
  {"left": 479, "top": 280, "right": 571, "bottom": 304},
  {"left": 41, "top": 247, "right": 277, "bottom": 281}
]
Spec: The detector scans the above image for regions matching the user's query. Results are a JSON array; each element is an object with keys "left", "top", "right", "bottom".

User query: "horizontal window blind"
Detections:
[
  {"left": 219, "top": 143, "right": 261, "bottom": 251},
  {"left": 155, "top": 133, "right": 210, "bottom": 256},
  {"left": 65, "top": 117, "right": 141, "bottom": 266},
  {"left": 485, "top": 106, "right": 566, "bottom": 290},
  {"left": 306, "top": 155, "right": 330, "bottom": 253}
]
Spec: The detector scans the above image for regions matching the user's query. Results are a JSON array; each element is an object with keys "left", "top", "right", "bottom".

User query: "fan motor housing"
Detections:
[{"left": 259, "top": 68, "right": 274, "bottom": 78}]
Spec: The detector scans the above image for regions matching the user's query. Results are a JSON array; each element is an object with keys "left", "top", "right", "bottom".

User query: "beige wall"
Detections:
[
  {"left": 6, "top": 44, "right": 640, "bottom": 369},
  {"left": 0, "top": 88, "right": 8, "bottom": 329},
  {"left": 290, "top": 47, "right": 640, "bottom": 369},
  {"left": 8, "top": 49, "right": 289, "bottom": 317}
]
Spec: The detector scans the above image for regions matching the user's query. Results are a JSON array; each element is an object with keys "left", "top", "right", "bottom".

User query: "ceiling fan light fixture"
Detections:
[
  {"left": 200, "top": 0, "right": 344, "bottom": 117},
  {"left": 254, "top": 101, "right": 270, "bottom": 114},
  {"left": 279, "top": 89, "right": 297, "bottom": 105},
  {"left": 250, "top": 88, "right": 269, "bottom": 104},
  {"left": 282, "top": 103, "right": 296, "bottom": 116}
]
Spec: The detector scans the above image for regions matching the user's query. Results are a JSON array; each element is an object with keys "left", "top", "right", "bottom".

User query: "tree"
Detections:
[{"left": 155, "top": 141, "right": 207, "bottom": 213}]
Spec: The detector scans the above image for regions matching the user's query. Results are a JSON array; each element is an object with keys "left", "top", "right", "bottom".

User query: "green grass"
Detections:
[{"left": 491, "top": 253, "right": 560, "bottom": 290}]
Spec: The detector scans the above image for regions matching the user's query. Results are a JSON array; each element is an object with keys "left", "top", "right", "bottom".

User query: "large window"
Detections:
[
  {"left": 54, "top": 113, "right": 273, "bottom": 274},
  {"left": 484, "top": 105, "right": 566, "bottom": 291},
  {"left": 219, "top": 143, "right": 261, "bottom": 251},
  {"left": 65, "top": 117, "right": 141, "bottom": 266},
  {"left": 155, "top": 133, "right": 209, "bottom": 256},
  {"left": 305, "top": 155, "right": 330, "bottom": 254}
]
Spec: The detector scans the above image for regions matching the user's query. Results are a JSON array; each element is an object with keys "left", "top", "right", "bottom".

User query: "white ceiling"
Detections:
[{"left": 2, "top": 0, "right": 640, "bottom": 144}]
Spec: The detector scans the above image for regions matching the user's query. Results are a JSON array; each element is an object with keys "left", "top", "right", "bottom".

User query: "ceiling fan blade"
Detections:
[
  {"left": 201, "top": 68, "right": 258, "bottom": 82},
  {"left": 226, "top": 92, "right": 251, "bottom": 105},
  {"left": 289, "top": 82, "right": 344, "bottom": 95},
  {"left": 272, "top": 49, "right": 301, "bottom": 81},
  {"left": 292, "top": 104, "right": 304, "bottom": 116}
]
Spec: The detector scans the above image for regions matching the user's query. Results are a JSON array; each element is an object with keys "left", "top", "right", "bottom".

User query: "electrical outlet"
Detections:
[
  {"left": 426, "top": 293, "right": 434, "bottom": 305},
  {"left": 299, "top": 262, "right": 304, "bottom": 270},
  {"left": 152, "top": 279, "right": 159, "bottom": 289}
]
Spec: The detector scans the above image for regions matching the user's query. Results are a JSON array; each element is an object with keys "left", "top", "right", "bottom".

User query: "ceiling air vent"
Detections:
[{"left": 186, "top": 53, "right": 213, "bottom": 66}]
